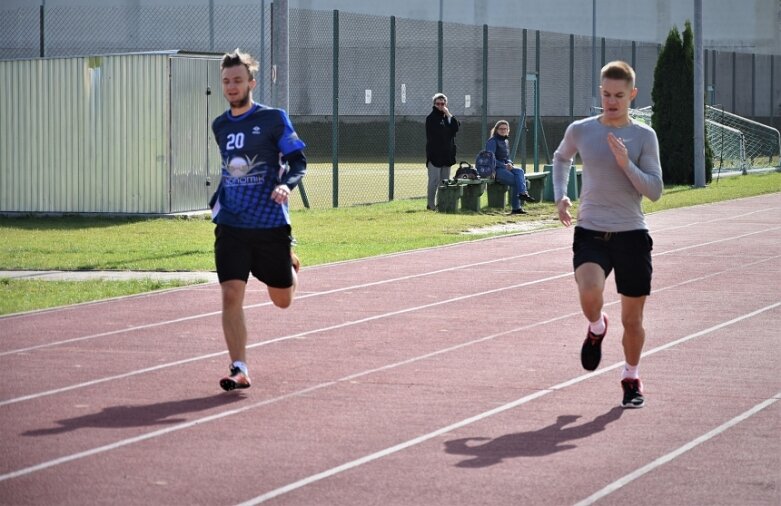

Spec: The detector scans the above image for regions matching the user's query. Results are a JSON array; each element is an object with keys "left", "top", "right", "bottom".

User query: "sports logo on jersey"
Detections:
[
  {"left": 225, "top": 155, "right": 263, "bottom": 177},
  {"left": 252, "top": 126, "right": 261, "bottom": 135}
]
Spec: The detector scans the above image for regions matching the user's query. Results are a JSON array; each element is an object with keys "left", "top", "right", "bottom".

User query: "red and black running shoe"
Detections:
[
  {"left": 580, "top": 313, "right": 608, "bottom": 371},
  {"left": 621, "top": 378, "right": 645, "bottom": 408}
]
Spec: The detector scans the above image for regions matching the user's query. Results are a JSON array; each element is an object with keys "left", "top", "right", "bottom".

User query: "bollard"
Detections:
[
  {"left": 436, "top": 182, "right": 462, "bottom": 213},
  {"left": 543, "top": 164, "right": 578, "bottom": 201},
  {"left": 486, "top": 182, "right": 507, "bottom": 208},
  {"left": 460, "top": 180, "right": 486, "bottom": 212}
]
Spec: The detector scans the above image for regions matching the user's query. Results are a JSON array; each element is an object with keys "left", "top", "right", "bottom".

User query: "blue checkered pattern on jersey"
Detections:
[{"left": 211, "top": 103, "right": 306, "bottom": 229}]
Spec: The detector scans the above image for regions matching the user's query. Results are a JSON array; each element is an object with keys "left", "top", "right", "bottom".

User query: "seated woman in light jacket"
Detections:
[{"left": 485, "top": 120, "right": 536, "bottom": 214}]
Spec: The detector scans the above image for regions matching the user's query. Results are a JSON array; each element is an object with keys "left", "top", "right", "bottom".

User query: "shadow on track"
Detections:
[
  {"left": 444, "top": 407, "right": 624, "bottom": 468},
  {"left": 22, "top": 393, "right": 245, "bottom": 436}
]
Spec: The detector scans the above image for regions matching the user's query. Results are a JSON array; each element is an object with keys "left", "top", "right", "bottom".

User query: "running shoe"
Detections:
[
  {"left": 510, "top": 208, "right": 527, "bottom": 215},
  {"left": 621, "top": 378, "right": 645, "bottom": 408},
  {"left": 580, "top": 313, "right": 608, "bottom": 371},
  {"left": 220, "top": 366, "right": 251, "bottom": 391}
]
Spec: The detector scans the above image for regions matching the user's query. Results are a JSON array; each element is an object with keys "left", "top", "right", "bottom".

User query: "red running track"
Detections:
[{"left": 1, "top": 194, "right": 779, "bottom": 506}]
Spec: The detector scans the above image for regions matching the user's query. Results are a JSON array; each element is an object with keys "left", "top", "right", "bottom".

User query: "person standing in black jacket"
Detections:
[{"left": 425, "top": 93, "right": 460, "bottom": 210}]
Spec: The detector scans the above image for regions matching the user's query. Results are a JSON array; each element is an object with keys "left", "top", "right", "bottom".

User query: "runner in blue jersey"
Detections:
[{"left": 210, "top": 49, "right": 307, "bottom": 392}]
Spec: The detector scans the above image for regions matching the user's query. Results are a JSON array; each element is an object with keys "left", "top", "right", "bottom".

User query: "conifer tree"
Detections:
[{"left": 652, "top": 21, "right": 712, "bottom": 184}]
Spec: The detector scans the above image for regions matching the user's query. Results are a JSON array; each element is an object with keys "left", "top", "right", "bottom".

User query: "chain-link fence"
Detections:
[{"left": 2, "top": 2, "right": 779, "bottom": 209}]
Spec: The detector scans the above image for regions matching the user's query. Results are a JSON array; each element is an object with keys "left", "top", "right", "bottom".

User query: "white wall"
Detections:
[
  {"left": 297, "top": 0, "right": 781, "bottom": 54},
  {"left": 6, "top": 0, "right": 780, "bottom": 54}
]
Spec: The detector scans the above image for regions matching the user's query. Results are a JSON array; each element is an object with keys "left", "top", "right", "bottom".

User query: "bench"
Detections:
[
  {"left": 485, "top": 171, "right": 548, "bottom": 208},
  {"left": 542, "top": 165, "right": 581, "bottom": 201},
  {"left": 436, "top": 179, "right": 486, "bottom": 213}
]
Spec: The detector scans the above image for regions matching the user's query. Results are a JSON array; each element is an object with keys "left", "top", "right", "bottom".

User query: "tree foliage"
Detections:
[{"left": 652, "top": 21, "right": 712, "bottom": 184}]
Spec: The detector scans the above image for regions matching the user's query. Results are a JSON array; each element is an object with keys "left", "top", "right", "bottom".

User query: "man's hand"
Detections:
[
  {"left": 271, "top": 184, "right": 292, "bottom": 204},
  {"left": 607, "top": 132, "right": 629, "bottom": 172},
  {"left": 556, "top": 197, "right": 573, "bottom": 227}
]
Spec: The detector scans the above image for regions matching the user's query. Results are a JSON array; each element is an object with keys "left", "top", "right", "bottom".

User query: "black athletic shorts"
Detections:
[
  {"left": 572, "top": 226, "right": 654, "bottom": 297},
  {"left": 214, "top": 224, "right": 294, "bottom": 287}
]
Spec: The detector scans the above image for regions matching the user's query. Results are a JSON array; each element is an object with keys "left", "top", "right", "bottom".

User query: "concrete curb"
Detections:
[{"left": 1, "top": 270, "right": 219, "bottom": 283}]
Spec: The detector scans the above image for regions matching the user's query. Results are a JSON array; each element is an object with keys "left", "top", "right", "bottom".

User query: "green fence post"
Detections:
[
  {"left": 388, "top": 15, "right": 396, "bottom": 201},
  {"left": 569, "top": 34, "right": 574, "bottom": 124},
  {"left": 332, "top": 9, "right": 339, "bottom": 208},
  {"left": 535, "top": 30, "right": 540, "bottom": 173},
  {"left": 601, "top": 36, "right": 605, "bottom": 67},
  {"left": 39, "top": 4, "right": 45, "bottom": 57},
  {"left": 438, "top": 20, "right": 443, "bottom": 92},
  {"left": 631, "top": 40, "right": 637, "bottom": 109},
  {"left": 520, "top": 29, "right": 527, "bottom": 170},
  {"left": 481, "top": 24, "right": 488, "bottom": 142}
]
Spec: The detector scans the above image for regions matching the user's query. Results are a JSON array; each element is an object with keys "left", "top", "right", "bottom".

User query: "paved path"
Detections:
[{"left": 0, "top": 270, "right": 219, "bottom": 283}]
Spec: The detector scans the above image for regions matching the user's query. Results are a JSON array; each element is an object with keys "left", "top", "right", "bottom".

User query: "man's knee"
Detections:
[
  {"left": 268, "top": 286, "right": 294, "bottom": 309},
  {"left": 221, "top": 281, "right": 246, "bottom": 308},
  {"left": 575, "top": 263, "right": 605, "bottom": 292}
]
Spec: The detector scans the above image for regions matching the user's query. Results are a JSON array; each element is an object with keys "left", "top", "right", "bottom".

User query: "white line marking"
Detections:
[
  {"left": 659, "top": 225, "right": 781, "bottom": 255},
  {"left": 4, "top": 206, "right": 778, "bottom": 356},
  {"left": 0, "top": 272, "right": 571, "bottom": 407},
  {"left": 4, "top": 298, "right": 776, "bottom": 489},
  {"left": 572, "top": 392, "right": 781, "bottom": 506},
  {"left": 233, "top": 302, "right": 781, "bottom": 505},
  {"left": 2, "top": 248, "right": 778, "bottom": 408},
  {"left": 0, "top": 247, "right": 569, "bottom": 357}
]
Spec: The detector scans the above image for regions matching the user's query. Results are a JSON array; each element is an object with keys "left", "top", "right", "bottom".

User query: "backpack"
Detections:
[
  {"left": 454, "top": 161, "right": 479, "bottom": 180},
  {"left": 475, "top": 150, "right": 496, "bottom": 179}
]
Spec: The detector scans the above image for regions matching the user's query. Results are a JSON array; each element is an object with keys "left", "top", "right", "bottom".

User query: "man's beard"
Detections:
[{"left": 230, "top": 90, "right": 251, "bottom": 109}]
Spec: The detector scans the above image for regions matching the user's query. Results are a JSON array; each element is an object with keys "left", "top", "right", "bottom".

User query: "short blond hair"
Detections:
[{"left": 601, "top": 60, "right": 636, "bottom": 88}]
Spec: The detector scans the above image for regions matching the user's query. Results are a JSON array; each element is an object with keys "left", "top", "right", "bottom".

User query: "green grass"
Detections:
[
  {"left": 1, "top": 171, "right": 779, "bottom": 315},
  {"left": 0, "top": 278, "right": 191, "bottom": 315}
]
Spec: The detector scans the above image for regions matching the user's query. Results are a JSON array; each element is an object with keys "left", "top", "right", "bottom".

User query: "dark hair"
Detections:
[
  {"left": 601, "top": 60, "right": 636, "bottom": 88},
  {"left": 221, "top": 49, "right": 259, "bottom": 80}
]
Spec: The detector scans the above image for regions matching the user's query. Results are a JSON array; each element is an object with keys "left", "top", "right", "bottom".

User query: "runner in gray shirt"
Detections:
[{"left": 552, "top": 61, "right": 663, "bottom": 408}]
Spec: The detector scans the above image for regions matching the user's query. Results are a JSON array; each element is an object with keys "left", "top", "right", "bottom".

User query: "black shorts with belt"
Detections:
[{"left": 572, "top": 226, "right": 654, "bottom": 297}]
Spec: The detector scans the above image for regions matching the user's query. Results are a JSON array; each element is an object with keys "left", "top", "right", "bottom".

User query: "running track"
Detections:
[{"left": 1, "top": 194, "right": 779, "bottom": 505}]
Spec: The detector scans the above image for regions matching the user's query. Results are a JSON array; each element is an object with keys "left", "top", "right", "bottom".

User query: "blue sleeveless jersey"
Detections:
[{"left": 211, "top": 103, "right": 306, "bottom": 229}]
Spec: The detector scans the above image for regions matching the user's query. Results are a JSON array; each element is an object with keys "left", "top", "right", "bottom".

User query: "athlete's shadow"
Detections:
[
  {"left": 444, "top": 407, "right": 624, "bottom": 468},
  {"left": 22, "top": 393, "right": 244, "bottom": 436}
]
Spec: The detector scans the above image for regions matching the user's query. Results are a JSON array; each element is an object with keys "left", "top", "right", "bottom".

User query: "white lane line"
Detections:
[
  {"left": 3, "top": 206, "right": 779, "bottom": 358},
  {"left": 0, "top": 292, "right": 777, "bottom": 483},
  {"left": 2, "top": 248, "right": 778, "bottom": 408},
  {"left": 234, "top": 301, "right": 781, "bottom": 505},
  {"left": 5, "top": 202, "right": 779, "bottom": 355},
  {"left": 0, "top": 272, "right": 572, "bottom": 407},
  {"left": 572, "top": 392, "right": 781, "bottom": 506},
  {"left": 0, "top": 247, "right": 569, "bottom": 357},
  {"left": 0, "top": 310, "right": 585, "bottom": 483},
  {"left": 659, "top": 225, "right": 781, "bottom": 255},
  {"left": 5, "top": 215, "right": 779, "bottom": 359}
]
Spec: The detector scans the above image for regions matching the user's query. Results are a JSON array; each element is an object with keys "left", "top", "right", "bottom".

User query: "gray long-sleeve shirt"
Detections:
[{"left": 552, "top": 116, "right": 663, "bottom": 232}]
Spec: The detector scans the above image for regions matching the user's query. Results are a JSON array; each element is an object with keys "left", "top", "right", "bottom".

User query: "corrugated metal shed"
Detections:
[{"left": 0, "top": 51, "right": 223, "bottom": 214}]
